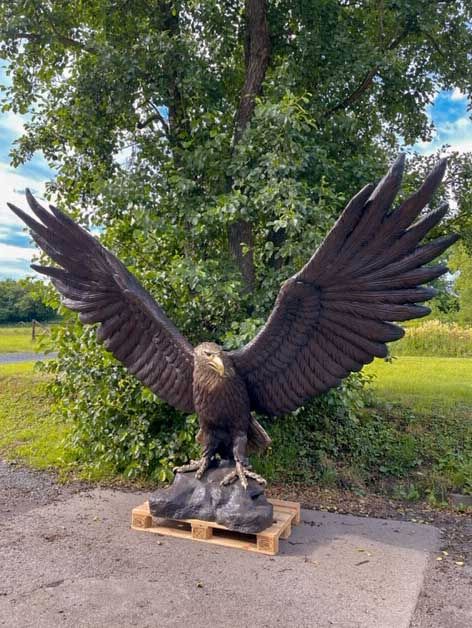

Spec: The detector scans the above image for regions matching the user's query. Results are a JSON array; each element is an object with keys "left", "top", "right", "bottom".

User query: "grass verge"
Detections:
[
  {"left": 393, "top": 320, "right": 472, "bottom": 358},
  {"left": 0, "top": 327, "right": 38, "bottom": 352},
  {"left": 363, "top": 356, "right": 472, "bottom": 412},
  {"left": 0, "top": 362, "right": 75, "bottom": 473}
]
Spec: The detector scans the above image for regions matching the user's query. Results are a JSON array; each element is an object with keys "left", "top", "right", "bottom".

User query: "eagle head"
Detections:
[{"left": 194, "top": 342, "right": 226, "bottom": 377}]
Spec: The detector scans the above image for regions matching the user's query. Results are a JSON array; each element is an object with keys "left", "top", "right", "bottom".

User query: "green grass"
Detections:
[
  {"left": 0, "top": 322, "right": 58, "bottom": 353},
  {"left": 362, "top": 356, "right": 472, "bottom": 500},
  {"left": 1, "top": 356, "right": 470, "bottom": 500},
  {"left": 364, "top": 356, "right": 472, "bottom": 414},
  {"left": 0, "top": 361, "right": 75, "bottom": 472},
  {"left": 0, "top": 326, "right": 38, "bottom": 352}
]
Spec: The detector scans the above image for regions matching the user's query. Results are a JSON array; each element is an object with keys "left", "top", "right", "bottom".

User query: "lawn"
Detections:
[
  {"left": 0, "top": 326, "right": 38, "bottom": 352},
  {"left": 364, "top": 356, "right": 472, "bottom": 415},
  {"left": 0, "top": 362, "right": 74, "bottom": 472},
  {"left": 1, "top": 356, "right": 470, "bottom": 497},
  {"left": 361, "top": 356, "right": 472, "bottom": 499}
]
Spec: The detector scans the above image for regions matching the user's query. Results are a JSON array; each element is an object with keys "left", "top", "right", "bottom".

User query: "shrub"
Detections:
[
  {"left": 42, "top": 320, "right": 199, "bottom": 481},
  {"left": 254, "top": 374, "right": 472, "bottom": 498}
]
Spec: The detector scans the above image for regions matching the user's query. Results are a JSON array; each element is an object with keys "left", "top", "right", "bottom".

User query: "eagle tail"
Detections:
[{"left": 247, "top": 416, "right": 272, "bottom": 454}]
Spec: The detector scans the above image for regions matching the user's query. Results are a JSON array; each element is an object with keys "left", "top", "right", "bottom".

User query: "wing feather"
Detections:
[
  {"left": 8, "top": 193, "right": 195, "bottom": 414},
  {"left": 230, "top": 155, "right": 458, "bottom": 416}
]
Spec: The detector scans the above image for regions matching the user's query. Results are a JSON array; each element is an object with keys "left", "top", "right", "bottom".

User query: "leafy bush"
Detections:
[
  {"left": 42, "top": 318, "right": 199, "bottom": 481},
  {"left": 252, "top": 372, "right": 372, "bottom": 483},
  {"left": 449, "top": 243, "right": 472, "bottom": 324}
]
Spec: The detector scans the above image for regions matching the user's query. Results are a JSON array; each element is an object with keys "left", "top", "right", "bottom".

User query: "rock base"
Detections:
[{"left": 148, "top": 460, "right": 273, "bottom": 534}]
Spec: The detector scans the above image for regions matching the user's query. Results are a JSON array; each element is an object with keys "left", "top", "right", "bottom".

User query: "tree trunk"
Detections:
[
  {"left": 158, "top": 1, "right": 189, "bottom": 144},
  {"left": 228, "top": 0, "right": 270, "bottom": 293}
]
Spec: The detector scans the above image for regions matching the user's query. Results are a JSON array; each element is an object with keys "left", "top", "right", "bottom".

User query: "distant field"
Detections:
[
  {"left": 0, "top": 324, "right": 53, "bottom": 353},
  {"left": 393, "top": 320, "right": 472, "bottom": 358},
  {"left": 364, "top": 356, "right": 472, "bottom": 414}
]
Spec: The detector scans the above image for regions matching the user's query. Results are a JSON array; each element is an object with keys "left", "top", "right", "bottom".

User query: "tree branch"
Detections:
[
  {"left": 137, "top": 110, "right": 170, "bottom": 136},
  {"left": 421, "top": 29, "right": 447, "bottom": 59},
  {"left": 323, "top": 28, "right": 409, "bottom": 118},
  {"left": 325, "top": 66, "right": 379, "bottom": 117},
  {"left": 13, "top": 30, "right": 94, "bottom": 53},
  {"left": 232, "top": 0, "right": 270, "bottom": 147},
  {"left": 38, "top": 4, "right": 96, "bottom": 53}
]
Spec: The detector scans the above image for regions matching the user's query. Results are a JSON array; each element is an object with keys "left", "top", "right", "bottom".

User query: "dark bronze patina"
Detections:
[{"left": 8, "top": 155, "right": 458, "bottom": 488}]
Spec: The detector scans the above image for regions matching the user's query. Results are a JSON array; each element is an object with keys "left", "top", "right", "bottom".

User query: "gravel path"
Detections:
[
  {"left": 0, "top": 351, "right": 57, "bottom": 363},
  {"left": 0, "top": 460, "right": 83, "bottom": 516}
]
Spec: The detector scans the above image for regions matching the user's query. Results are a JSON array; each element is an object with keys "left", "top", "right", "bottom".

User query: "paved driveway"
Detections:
[{"left": 0, "top": 461, "right": 441, "bottom": 628}]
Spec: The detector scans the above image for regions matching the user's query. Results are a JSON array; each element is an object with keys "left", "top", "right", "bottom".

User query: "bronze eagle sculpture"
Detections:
[{"left": 8, "top": 154, "right": 458, "bottom": 488}]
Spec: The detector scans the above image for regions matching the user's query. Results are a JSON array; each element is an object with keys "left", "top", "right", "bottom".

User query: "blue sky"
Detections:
[
  {"left": 0, "top": 60, "right": 55, "bottom": 279},
  {"left": 0, "top": 86, "right": 471, "bottom": 280}
]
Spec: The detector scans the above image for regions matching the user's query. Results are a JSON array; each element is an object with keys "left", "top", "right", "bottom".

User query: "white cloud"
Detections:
[
  {"left": 444, "top": 139, "right": 472, "bottom": 154},
  {"left": 0, "top": 241, "right": 36, "bottom": 261},
  {"left": 450, "top": 88, "right": 467, "bottom": 101},
  {"left": 0, "top": 163, "right": 50, "bottom": 278},
  {"left": 0, "top": 241, "right": 36, "bottom": 279},
  {"left": 415, "top": 120, "right": 472, "bottom": 156},
  {"left": 455, "top": 116, "right": 470, "bottom": 129},
  {"left": 0, "top": 110, "right": 26, "bottom": 136},
  {"left": 0, "top": 163, "right": 47, "bottom": 228},
  {"left": 0, "top": 263, "right": 34, "bottom": 280},
  {"left": 440, "top": 116, "right": 471, "bottom": 136}
]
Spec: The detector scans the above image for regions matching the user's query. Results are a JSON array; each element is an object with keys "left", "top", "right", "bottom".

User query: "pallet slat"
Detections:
[{"left": 131, "top": 498, "right": 300, "bottom": 555}]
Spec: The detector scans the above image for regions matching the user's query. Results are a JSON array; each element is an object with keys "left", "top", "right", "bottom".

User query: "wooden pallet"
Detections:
[{"left": 131, "top": 498, "right": 301, "bottom": 556}]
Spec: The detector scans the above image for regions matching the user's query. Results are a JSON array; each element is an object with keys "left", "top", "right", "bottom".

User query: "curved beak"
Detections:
[{"left": 208, "top": 355, "right": 225, "bottom": 376}]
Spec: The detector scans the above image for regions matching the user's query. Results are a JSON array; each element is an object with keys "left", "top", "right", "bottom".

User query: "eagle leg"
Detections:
[{"left": 220, "top": 434, "right": 267, "bottom": 489}]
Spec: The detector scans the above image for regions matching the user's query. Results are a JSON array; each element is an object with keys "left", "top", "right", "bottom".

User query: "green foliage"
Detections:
[
  {"left": 1, "top": 1, "right": 471, "bottom": 477},
  {"left": 0, "top": 279, "right": 56, "bottom": 324},
  {"left": 252, "top": 372, "right": 369, "bottom": 482},
  {"left": 449, "top": 243, "right": 472, "bottom": 324},
  {"left": 42, "top": 317, "right": 199, "bottom": 481},
  {"left": 364, "top": 355, "right": 472, "bottom": 497}
]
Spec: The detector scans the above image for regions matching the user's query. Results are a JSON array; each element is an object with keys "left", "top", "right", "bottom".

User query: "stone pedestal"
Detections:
[{"left": 148, "top": 460, "right": 273, "bottom": 533}]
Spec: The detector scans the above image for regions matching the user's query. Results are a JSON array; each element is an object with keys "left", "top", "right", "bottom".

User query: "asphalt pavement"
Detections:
[
  {"left": 0, "top": 352, "right": 56, "bottom": 363},
  {"left": 0, "top": 463, "right": 441, "bottom": 628}
]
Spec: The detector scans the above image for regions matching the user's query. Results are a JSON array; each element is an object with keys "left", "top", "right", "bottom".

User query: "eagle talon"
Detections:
[
  {"left": 174, "top": 457, "right": 209, "bottom": 476},
  {"left": 220, "top": 462, "right": 266, "bottom": 490}
]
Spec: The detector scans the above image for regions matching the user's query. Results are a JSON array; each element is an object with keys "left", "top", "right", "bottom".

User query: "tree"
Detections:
[
  {"left": 0, "top": 279, "right": 56, "bottom": 323},
  {"left": 0, "top": 1, "right": 471, "bottom": 478}
]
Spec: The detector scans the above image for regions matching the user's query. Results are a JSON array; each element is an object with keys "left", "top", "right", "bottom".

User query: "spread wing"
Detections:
[
  {"left": 229, "top": 154, "right": 458, "bottom": 416},
  {"left": 8, "top": 192, "right": 195, "bottom": 413}
]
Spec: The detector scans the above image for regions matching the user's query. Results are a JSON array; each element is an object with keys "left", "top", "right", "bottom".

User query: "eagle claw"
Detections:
[
  {"left": 173, "top": 457, "right": 210, "bottom": 478},
  {"left": 220, "top": 461, "right": 267, "bottom": 490}
]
